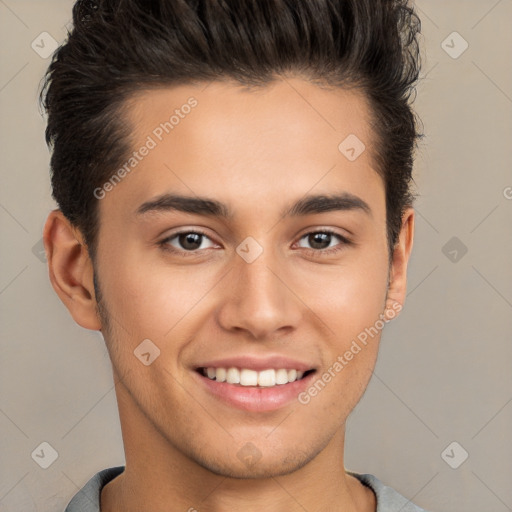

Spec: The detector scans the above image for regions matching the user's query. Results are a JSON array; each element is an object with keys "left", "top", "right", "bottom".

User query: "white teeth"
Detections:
[
  {"left": 240, "top": 369, "right": 258, "bottom": 386},
  {"left": 258, "top": 369, "right": 276, "bottom": 387},
  {"left": 203, "top": 367, "right": 309, "bottom": 387},
  {"left": 275, "top": 369, "right": 289, "bottom": 384},
  {"left": 226, "top": 367, "right": 240, "bottom": 384}
]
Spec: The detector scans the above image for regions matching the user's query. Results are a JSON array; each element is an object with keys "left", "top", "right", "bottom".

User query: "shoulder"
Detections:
[
  {"left": 347, "top": 471, "right": 430, "bottom": 512},
  {"left": 64, "top": 466, "right": 125, "bottom": 512}
]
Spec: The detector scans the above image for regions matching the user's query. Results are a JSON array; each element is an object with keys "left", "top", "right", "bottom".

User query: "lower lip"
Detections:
[{"left": 194, "top": 370, "right": 316, "bottom": 412}]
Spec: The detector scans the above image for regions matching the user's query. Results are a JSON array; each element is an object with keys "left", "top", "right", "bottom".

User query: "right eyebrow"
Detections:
[{"left": 136, "top": 194, "right": 233, "bottom": 219}]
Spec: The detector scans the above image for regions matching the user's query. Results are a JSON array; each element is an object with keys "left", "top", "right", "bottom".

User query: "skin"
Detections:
[{"left": 44, "top": 77, "right": 414, "bottom": 512}]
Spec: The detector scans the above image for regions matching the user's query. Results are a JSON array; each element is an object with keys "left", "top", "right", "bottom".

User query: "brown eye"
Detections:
[
  {"left": 307, "top": 232, "right": 332, "bottom": 250},
  {"left": 161, "top": 230, "right": 216, "bottom": 253},
  {"left": 178, "top": 233, "right": 203, "bottom": 250},
  {"left": 297, "top": 231, "right": 349, "bottom": 252}
]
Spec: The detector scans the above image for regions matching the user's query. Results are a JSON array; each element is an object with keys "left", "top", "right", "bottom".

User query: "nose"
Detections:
[{"left": 216, "top": 248, "right": 303, "bottom": 340}]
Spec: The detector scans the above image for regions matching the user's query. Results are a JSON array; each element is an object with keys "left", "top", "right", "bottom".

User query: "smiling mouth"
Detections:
[{"left": 197, "top": 367, "right": 316, "bottom": 388}]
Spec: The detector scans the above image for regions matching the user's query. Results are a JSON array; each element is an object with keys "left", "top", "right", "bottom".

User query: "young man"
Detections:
[{"left": 41, "top": 0, "right": 427, "bottom": 510}]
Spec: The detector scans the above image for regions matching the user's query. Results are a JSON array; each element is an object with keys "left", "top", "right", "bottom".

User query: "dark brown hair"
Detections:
[{"left": 40, "top": 0, "right": 423, "bottom": 260}]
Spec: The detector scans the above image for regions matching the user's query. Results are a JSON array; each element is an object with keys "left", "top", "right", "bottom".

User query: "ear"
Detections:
[
  {"left": 385, "top": 207, "right": 415, "bottom": 317},
  {"left": 43, "top": 210, "right": 102, "bottom": 330}
]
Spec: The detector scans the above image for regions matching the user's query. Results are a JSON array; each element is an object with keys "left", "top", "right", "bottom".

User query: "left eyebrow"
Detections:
[
  {"left": 135, "top": 192, "right": 372, "bottom": 219},
  {"left": 283, "top": 192, "right": 372, "bottom": 218}
]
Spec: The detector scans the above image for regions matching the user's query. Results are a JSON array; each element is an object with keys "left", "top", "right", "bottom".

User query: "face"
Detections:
[{"left": 54, "top": 77, "right": 413, "bottom": 479}]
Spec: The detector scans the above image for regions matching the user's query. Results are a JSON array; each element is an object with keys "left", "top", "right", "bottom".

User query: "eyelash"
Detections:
[{"left": 158, "top": 229, "right": 352, "bottom": 258}]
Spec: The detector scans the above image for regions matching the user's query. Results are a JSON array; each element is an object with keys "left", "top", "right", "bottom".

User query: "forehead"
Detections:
[
  {"left": 127, "top": 77, "right": 375, "bottom": 157},
  {"left": 104, "top": 78, "right": 384, "bottom": 220}
]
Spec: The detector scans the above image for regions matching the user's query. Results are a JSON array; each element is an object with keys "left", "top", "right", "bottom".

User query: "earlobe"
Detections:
[
  {"left": 43, "top": 210, "right": 102, "bottom": 331},
  {"left": 385, "top": 208, "right": 415, "bottom": 317}
]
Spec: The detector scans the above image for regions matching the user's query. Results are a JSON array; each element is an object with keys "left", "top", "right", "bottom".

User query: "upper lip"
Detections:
[{"left": 195, "top": 355, "right": 316, "bottom": 372}]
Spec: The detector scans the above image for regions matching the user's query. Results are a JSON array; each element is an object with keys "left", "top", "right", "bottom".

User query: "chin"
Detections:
[{"left": 194, "top": 447, "right": 315, "bottom": 480}]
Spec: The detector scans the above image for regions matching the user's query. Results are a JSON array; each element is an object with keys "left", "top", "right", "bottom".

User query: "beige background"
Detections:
[{"left": 1, "top": 1, "right": 511, "bottom": 510}]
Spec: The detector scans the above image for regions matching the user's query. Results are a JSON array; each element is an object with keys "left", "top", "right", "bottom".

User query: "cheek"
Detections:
[
  {"left": 98, "top": 246, "right": 224, "bottom": 350},
  {"left": 302, "top": 254, "right": 389, "bottom": 346}
]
